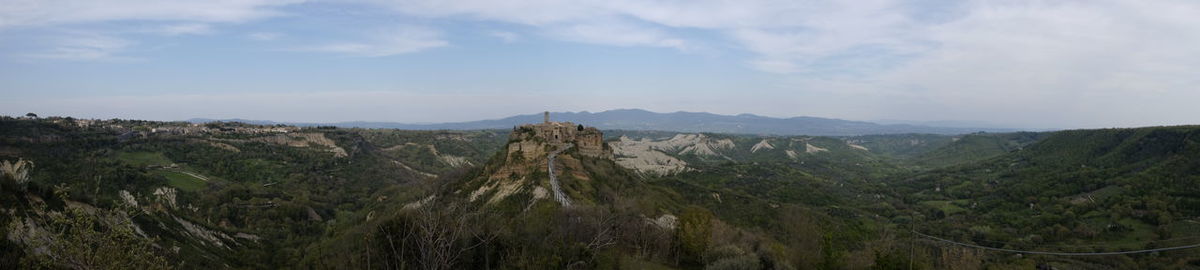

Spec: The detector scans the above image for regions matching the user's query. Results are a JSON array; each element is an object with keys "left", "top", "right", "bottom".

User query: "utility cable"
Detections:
[{"left": 913, "top": 231, "right": 1200, "bottom": 256}]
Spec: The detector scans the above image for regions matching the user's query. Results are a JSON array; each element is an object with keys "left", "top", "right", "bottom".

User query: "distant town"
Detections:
[{"left": 8, "top": 113, "right": 310, "bottom": 140}]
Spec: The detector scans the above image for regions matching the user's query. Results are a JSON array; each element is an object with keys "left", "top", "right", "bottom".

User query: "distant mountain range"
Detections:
[{"left": 187, "top": 109, "right": 1016, "bottom": 136}]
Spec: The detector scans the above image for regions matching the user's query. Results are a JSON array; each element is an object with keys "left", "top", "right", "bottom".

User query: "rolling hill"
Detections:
[
  {"left": 188, "top": 109, "right": 1015, "bottom": 136},
  {"left": 6, "top": 115, "right": 1200, "bottom": 269}
]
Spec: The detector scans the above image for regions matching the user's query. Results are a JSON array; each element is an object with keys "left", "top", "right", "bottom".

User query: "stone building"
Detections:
[{"left": 508, "top": 112, "right": 610, "bottom": 159}]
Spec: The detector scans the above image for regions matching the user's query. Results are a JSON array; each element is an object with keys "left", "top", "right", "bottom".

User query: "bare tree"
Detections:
[
  {"left": 1, "top": 158, "right": 34, "bottom": 187},
  {"left": 559, "top": 207, "right": 620, "bottom": 269},
  {"left": 375, "top": 199, "right": 496, "bottom": 270}
]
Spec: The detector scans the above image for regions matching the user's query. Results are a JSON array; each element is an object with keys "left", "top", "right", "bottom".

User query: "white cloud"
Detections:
[
  {"left": 365, "top": 0, "right": 603, "bottom": 26},
  {"left": 361, "top": 0, "right": 1200, "bottom": 127},
  {"left": 364, "top": 0, "right": 922, "bottom": 70},
  {"left": 24, "top": 33, "right": 136, "bottom": 61},
  {"left": 546, "top": 20, "right": 688, "bottom": 50},
  {"left": 368, "top": 0, "right": 697, "bottom": 52},
  {"left": 1, "top": 0, "right": 304, "bottom": 60},
  {"left": 0, "top": 0, "right": 304, "bottom": 29},
  {"left": 861, "top": 0, "right": 1200, "bottom": 127},
  {"left": 6, "top": 0, "right": 1200, "bottom": 127},
  {"left": 489, "top": 31, "right": 518, "bottom": 43},
  {"left": 295, "top": 26, "right": 447, "bottom": 57},
  {"left": 248, "top": 32, "right": 283, "bottom": 41},
  {"left": 151, "top": 23, "right": 213, "bottom": 36}
]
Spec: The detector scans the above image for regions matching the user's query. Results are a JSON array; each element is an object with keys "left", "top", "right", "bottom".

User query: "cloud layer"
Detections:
[
  {"left": 0, "top": 0, "right": 301, "bottom": 28},
  {"left": 293, "top": 26, "right": 447, "bottom": 57},
  {"left": 2, "top": 0, "right": 1199, "bottom": 128}
]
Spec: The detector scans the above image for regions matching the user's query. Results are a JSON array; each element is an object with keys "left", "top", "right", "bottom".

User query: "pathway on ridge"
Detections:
[{"left": 548, "top": 144, "right": 573, "bottom": 207}]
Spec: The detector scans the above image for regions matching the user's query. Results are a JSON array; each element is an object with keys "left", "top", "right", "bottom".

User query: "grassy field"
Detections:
[
  {"left": 118, "top": 151, "right": 209, "bottom": 191},
  {"left": 155, "top": 170, "right": 207, "bottom": 192},
  {"left": 117, "top": 151, "right": 172, "bottom": 167},
  {"left": 920, "top": 200, "right": 968, "bottom": 216},
  {"left": 1113, "top": 218, "right": 1158, "bottom": 247}
]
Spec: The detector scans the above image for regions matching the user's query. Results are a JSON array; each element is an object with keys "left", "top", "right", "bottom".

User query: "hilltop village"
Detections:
[
  {"left": 3, "top": 115, "right": 304, "bottom": 139},
  {"left": 507, "top": 112, "right": 610, "bottom": 159}
]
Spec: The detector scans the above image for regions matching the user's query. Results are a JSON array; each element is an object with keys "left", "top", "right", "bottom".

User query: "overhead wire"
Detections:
[
  {"left": 926, "top": 232, "right": 1200, "bottom": 248},
  {"left": 913, "top": 230, "right": 1200, "bottom": 256}
]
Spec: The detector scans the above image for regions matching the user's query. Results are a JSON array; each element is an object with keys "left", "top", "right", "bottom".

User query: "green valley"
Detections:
[{"left": 2, "top": 116, "right": 1199, "bottom": 269}]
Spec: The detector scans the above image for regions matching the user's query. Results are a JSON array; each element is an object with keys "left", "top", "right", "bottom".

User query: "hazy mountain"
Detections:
[
  {"left": 873, "top": 119, "right": 1011, "bottom": 129},
  {"left": 189, "top": 109, "right": 1015, "bottom": 136}
]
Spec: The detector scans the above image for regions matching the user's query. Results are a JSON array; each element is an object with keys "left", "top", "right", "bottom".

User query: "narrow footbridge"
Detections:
[{"left": 547, "top": 144, "right": 573, "bottom": 207}]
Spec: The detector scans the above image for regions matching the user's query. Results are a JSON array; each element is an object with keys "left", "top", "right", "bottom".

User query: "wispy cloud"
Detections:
[
  {"left": 294, "top": 26, "right": 447, "bottom": 57},
  {"left": 1, "top": 0, "right": 304, "bottom": 61},
  {"left": 0, "top": 0, "right": 303, "bottom": 29},
  {"left": 247, "top": 32, "right": 283, "bottom": 41},
  {"left": 488, "top": 31, "right": 518, "bottom": 43},
  {"left": 363, "top": 0, "right": 920, "bottom": 70},
  {"left": 546, "top": 20, "right": 689, "bottom": 50},
  {"left": 863, "top": 1, "right": 1200, "bottom": 126},
  {"left": 150, "top": 23, "right": 213, "bottom": 36},
  {"left": 352, "top": 0, "right": 1200, "bottom": 127},
  {"left": 5, "top": 0, "right": 1200, "bottom": 128},
  {"left": 23, "top": 33, "right": 136, "bottom": 61},
  {"left": 370, "top": 0, "right": 697, "bottom": 52}
]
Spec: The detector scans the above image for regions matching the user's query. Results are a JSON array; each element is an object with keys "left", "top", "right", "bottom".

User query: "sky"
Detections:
[{"left": 1, "top": 0, "right": 1198, "bottom": 129}]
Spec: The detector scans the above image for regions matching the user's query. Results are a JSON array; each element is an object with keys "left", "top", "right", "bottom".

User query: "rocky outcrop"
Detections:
[
  {"left": 608, "top": 133, "right": 736, "bottom": 175},
  {"left": 469, "top": 121, "right": 614, "bottom": 205},
  {"left": 805, "top": 143, "right": 828, "bottom": 153},
  {"left": 750, "top": 139, "right": 774, "bottom": 153},
  {"left": 242, "top": 132, "right": 348, "bottom": 157},
  {"left": 611, "top": 136, "right": 690, "bottom": 176},
  {"left": 613, "top": 134, "right": 734, "bottom": 157}
]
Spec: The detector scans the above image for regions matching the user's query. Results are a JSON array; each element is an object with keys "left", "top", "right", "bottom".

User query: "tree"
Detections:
[
  {"left": 873, "top": 249, "right": 923, "bottom": 270},
  {"left": 24, "top": 113, "right": 37, "bottom": 118},
  {"left": 373, "top": 199, "right": 495, "bottom": 270},
  {"left": 12, "top": 186, "right": 171, "bottom": 270},
  {"left": 676, "top": 206, "right": 714, "bottom": 264},
  {"left": 704, "top": 245, "right": 761, "bottom": 270},
  {"left": 819, "top": 233, "right": 843, "bottom": 270},
  {"left": 1, "top": 158, "right": 34, "bottom": 190}
]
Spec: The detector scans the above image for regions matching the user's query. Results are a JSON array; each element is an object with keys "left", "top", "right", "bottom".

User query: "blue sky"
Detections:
[{"left": 2, "top": 0, "right": 1198, "bottom": 129}]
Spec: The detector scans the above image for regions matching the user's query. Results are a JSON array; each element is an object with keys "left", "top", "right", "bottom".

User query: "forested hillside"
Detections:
[
  {"left": 0, "top": 117, "right": 507, "bottom": 268},
  {"left": 893, "top": 126, "right": 1200, "bottom": 268},
  {"left": 3, "top": 117, "right": 1199, "bottom": 269}
]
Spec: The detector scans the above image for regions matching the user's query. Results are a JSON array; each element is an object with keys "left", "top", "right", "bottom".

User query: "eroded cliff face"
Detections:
[{"left": 608, "top": 134, "right": 739, "bottom": 176}]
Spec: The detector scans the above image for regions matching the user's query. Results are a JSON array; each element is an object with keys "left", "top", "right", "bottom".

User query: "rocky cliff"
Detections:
[{"left": 463, "top": 121, "right": 616, "bottom": 206}]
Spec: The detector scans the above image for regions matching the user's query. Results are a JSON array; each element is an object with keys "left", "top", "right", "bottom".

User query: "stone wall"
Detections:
[
  {"left": 509, "top": 121, "right": 610, "bottom": 159},
  {"left": 575, "top": 129, "right": 608, "bottom": 158}
]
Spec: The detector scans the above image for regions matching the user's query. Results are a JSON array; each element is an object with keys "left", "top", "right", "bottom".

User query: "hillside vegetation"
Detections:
[{"left": 3, "top": 117, "right": 1199, "bottom": 269}]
